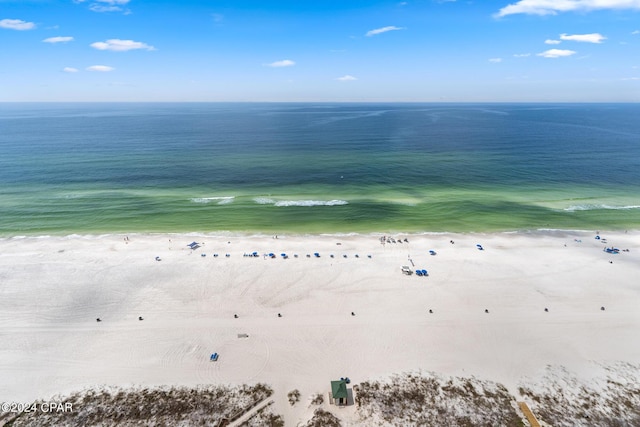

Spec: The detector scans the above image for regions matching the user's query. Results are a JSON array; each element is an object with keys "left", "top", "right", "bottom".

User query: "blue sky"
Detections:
[{"left": 1, "top": 0, "right": 639, "bottom": 102}]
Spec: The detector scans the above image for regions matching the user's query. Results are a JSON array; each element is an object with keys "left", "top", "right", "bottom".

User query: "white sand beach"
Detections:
[{"left": 1, "top": 231, "right": 639, "bottom": 425}]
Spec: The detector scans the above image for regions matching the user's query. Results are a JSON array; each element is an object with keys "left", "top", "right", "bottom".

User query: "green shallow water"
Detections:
[
  {"left": 1, "top": 103, "right": 640, "bottom": 236},
  {"left": 3, "top": 183, "right": 639, "bottom": 235}
]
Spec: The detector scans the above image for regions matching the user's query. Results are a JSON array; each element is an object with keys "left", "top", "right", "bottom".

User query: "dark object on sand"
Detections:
[
  {"left": 601, "top": 306, "right": 605, "bottom": 311},
  {"left": 278, "top": 313, "right": 282, "bottom": 318},
  {"left": 96, "top": 318, "right": 101, "bottom": 322},
  {"left": 429, "top": 309, "right": 433, "bottom": 314},
  {"left": 485, "top": 309, "right": 489, "bottom": 313},
  {"left": 351, "top": 312, "right": 355, "bottom": 316},
  {"left": 544, "top": 308, "right": 549, "bottom": 312},
  {"left": 234, "top": 314, "right": 239, "bottom": 318},
  {"left": 139, "top": 316, "right": 144, "bottom": 321}
]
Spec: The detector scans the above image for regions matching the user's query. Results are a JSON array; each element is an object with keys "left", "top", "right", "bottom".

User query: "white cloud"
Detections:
[
  {"left": 265, "top": 59, "right": 295, "bottom": 67},
  {"left": 86, "top": 65, "right": 114, "bottom": 72},
  {"left": 514, "top": 53, "right": 531, "bottom": 57},
  {"left": 0, "top": 19, "right": 36, "bottom": 30},
  {"left": 366, "top": 26, "right": 405, "bottom": 37},
  {"left": 91, "top": 39, "right": 156, "bottom": 51},
  {"left": 496, "top": 0, "right": 640, "bottom": 17},
  {"left": 537, "top": 48, "right": 577, "bottom": 58},
  {"left": 43, "top": 36, "right": 74, "bottom": 43},
  {"left": 63, "top": 67, "right": 79, "bottom": 73},
  {"left": 336, "top": 75, "right": 358, "bottom": 81},
  {"left": 633, "top": 30, "right": 640, "bottom": 35},
  {"left": 489, "top": 58, "right": 503, "bottom": 63},
  {"left": 545, "top": 39, "right": 561, "bottom": 44},
  {"left": 560, "top": 33, "right": 606, "bottom": 43},
  {"left": 85, "top": 0, "right": 130, "bottom": 13}
]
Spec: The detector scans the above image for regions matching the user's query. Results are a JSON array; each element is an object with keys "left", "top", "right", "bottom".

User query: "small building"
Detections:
[{"left": 330, "top": 380, "right": 348, "bottom": 406}]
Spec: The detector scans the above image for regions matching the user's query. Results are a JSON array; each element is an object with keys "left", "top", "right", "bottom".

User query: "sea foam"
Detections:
[
  {"left": 253, "top": 198, "right": 348, "bottom": 207},
  {"left": 190, "top": 197, "right": 235, "bottom": 205},
  {"left": 564, "top": 204, "right": 640, "bottom": 212}
]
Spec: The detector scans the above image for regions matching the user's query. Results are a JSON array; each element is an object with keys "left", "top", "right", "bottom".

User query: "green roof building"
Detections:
[{"left": 331, "top": 380, "right": 348, "bottom": 405}]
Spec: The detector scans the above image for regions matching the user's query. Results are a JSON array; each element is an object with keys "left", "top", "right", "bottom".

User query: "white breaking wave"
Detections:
[
  {"left": 190, "top": 196, "right": 235, "bottom": 205},
  {"left": 253, "top": 197, "right": 275, "bottom": 205},
  {"left": 253, "top": 198, "right": 348, "bottom": 207},
  {"left": 275, "top": 200, "right": 348, "bottom": 207},
  {"left": 564, "top": 204, "right": 640, "bottom": 212}
]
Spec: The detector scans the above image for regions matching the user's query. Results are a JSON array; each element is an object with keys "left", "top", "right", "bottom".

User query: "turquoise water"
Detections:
[{"left": 1, "top": 103, "right": 639, "bottom": 235}]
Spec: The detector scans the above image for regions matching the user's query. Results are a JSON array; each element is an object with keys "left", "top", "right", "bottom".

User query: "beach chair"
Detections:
[
  {"left": 429, "top": 250, "right": 436, "bottom": 256},
  {"left": 210, "top": 353, "right": 219, "bottom": 361},
  {"left": 416, "top": 270, "right": 423, "bottom": 276},
  {"left": 421, "top": 269, "right": 428, "bottom": 276},
  {"left": 401, "top": 266, "right": 413, "bottom": 275},
  {"left": 476, "top": 244, "right": 484, "bottom": 250},
  {"left": 314, "top": 252, "right": 320, "bottom": 258}
]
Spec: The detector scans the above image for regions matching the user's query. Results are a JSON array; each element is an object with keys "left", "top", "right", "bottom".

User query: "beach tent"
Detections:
[{"left": 330, "top": 380, "right": 348, "bottom": 406}]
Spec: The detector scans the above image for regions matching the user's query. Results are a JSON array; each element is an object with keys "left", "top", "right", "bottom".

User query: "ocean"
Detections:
[{"left": 1, "top": 103, "right": 639, "bottom": 236}]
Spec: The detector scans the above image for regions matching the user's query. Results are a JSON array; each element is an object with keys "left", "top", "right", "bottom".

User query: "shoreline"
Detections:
[
  {"left": 2, "top": 230, "right": 639, "bottom": 424},
  {"left": 2, "top": 226, "right": 636, "bottom": 240}
]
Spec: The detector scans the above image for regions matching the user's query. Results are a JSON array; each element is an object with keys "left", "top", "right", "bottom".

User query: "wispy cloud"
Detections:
[
  {"left": 86, "top": 65, "right": 115, "bottom": 72},
  {"left": 91, "top": 39, "right": 155, "bottom": 51},
  {"left": 633, "top": 30, "right": 640, "bottom": 35},
  {"left": 496, "top": 0, "right": 640, "bottom": 17},
  {"left": 545, "top": 39, "right": 561, "bottom": 45},
  {"left": 0, "top": 18, "right": 36, "bottom": 30},
  {"left": 43, "top": 36, "right": 74, "bottom": 43},
  {"left": 513, "top": 53, "right": 531, "bottom": 57},
  {"left": 489, "top": 58, "right": 503, "bottom": 63},
  {"left": 366, "top": 26, "right": 405, "bottom": 37},
  {"left": 537, "top": 49, "right": 576, "bottom": 58},
  {"left": 212, "top": 13, "right": 224, "bottom": 23},
  {"left": 560, "top": 33, "right": 606, "bottom": 43},
  {"left": 336, "top": 75, "right": 357, "bottom": 81},
  {"left": 63, "top": 67, "right": 79, "bottom": 73},
  {"left": 76, "top": 0, "right": 131, "bottom": 13},
  {"left": 265, "top": 59, "right": 295, "bottom": 67}
]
